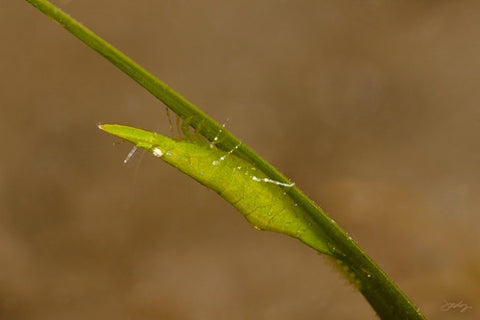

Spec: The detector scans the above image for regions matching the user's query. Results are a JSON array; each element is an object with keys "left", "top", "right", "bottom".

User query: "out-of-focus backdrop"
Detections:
[{"left": 1, "top": 1, "right": 479, "bottom": 319}]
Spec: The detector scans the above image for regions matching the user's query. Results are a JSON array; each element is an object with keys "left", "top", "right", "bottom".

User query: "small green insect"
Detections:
[{"left": 99, "top": 124, "right": 332, "bottom": 255}]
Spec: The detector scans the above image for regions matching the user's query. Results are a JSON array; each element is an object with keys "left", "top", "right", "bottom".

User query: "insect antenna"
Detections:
[
  {"left": 123, "top": 145, "right": 138, "bottom": 164},
  {"left": 212, "top": 142, "right": 242, "bottom": 166},
  {"left": 164, "top": 106, "right": 174, "bottom": 136},
  {"left": 209, "top": 122, "right": 227, "bottom": 148}
]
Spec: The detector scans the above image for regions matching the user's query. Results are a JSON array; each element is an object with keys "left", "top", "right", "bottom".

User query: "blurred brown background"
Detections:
[{"left": 1, "top": 1, "right": 479, "bottom": 319}]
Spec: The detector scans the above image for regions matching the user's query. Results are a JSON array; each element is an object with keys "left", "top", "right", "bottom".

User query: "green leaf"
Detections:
[{"left": 99, "top": 124, "right": 333, "bottom": 255}]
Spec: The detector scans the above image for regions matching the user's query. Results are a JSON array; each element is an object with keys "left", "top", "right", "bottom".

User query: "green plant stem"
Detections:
[{"left": 25, "top": 0, "right": 426, "bottom": 319}]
